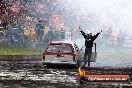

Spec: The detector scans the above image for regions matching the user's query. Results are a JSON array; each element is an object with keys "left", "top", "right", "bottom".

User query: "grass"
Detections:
[
  {"left": 0, "top": 48, "right": 43, "bottom": 55},
  {"left": 0, "top": 46, "right": 132, "bottom": 60}
]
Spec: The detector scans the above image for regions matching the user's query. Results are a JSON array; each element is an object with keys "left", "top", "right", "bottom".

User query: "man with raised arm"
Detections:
[{"left": 79, "top": 27, "right": 102, "bottom": 68}]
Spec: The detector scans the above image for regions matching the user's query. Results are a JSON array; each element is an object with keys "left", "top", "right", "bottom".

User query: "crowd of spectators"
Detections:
[
  {"left": 0, "top": 0, "right": 132, "bottom": 48},
  {"left": 0, "top": 0, "right": 74, "bottom": 48}
]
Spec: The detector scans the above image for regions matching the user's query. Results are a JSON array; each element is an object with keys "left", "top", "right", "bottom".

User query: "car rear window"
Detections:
[{"left": 46, "top": 44, "right": 72, "bottom": 53}]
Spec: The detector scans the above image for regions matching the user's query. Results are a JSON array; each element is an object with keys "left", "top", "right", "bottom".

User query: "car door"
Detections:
[{"left": 77, "top": 43, "right": 97, "bottom": 62}]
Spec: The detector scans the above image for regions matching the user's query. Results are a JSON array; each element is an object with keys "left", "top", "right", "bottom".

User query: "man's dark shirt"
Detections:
[{"left": 80, "top": 30, "right": 100, "bottom": 48}]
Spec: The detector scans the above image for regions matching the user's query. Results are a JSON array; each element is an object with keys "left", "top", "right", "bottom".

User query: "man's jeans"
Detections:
[{"left": 83, "top": 47, "right": 92, "bottom": 67}]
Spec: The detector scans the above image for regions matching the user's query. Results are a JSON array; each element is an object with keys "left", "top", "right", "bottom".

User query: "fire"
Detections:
[{"left": 78, "top": 66, "right": 86, "bottom": 76}]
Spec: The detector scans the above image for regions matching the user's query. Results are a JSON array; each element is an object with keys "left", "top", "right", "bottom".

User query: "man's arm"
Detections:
[
  {"left": 92, "top": 30, "right": 102, "bottom": 40},
  {"left": 79, "top": 27, "right": 87, "bottom": 38}
]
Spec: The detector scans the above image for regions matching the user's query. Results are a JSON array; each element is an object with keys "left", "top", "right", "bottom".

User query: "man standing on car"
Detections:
[{"left": 79, "top": 27, "right": 102, "bottom": 68}]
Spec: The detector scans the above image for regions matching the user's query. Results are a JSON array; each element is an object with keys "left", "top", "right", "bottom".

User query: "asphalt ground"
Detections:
[{"left": 0, "top": 62, "right": 132, "bottom": 88}]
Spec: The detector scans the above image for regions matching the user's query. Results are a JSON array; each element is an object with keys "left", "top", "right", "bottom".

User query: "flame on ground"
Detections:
[{"left": 78, "top": 66, "right": 86, "bottom": 76}]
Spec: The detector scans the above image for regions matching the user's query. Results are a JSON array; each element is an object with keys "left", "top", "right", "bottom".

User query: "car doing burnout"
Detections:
[{"left": 42, "top": 41, "right": 80, "bottom": 66}]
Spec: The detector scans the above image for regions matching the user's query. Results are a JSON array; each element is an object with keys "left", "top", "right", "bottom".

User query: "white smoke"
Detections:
[{"left": 60, "top": 0, "right": 132, "bottom": 35}]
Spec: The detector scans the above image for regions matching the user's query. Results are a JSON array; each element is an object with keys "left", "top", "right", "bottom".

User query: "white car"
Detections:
[
  {"left": 42, "top": 41, "right": 97, "bottom": 66},
  {"left": 42, "top": 41, "right": 79, "bottom": 66}
]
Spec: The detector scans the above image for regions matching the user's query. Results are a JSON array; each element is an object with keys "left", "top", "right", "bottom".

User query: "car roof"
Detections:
[{"left": 48, "top": 41, "right": 76, "bottom": 45}]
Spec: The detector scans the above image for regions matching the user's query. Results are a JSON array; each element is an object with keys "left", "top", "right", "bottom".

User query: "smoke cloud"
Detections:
[{"left": 59, "top": 0, "right": 132, "bottom": 35}]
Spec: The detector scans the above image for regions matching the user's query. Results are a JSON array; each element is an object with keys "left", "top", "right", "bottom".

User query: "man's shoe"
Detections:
[{"left": 81, "top": 65, "right": 85, "bottom": 69}]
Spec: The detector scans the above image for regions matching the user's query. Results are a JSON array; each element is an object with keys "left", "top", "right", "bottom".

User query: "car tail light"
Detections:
[
  {"left": 42, "top": 55, "right": 45, "bottom": 61},
  {"left": 73, "top": 56, "right": 75, "bottom": 62}
]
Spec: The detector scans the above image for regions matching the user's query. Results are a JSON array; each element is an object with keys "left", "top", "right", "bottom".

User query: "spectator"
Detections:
[
  {"left": 1, "top": 18, "right": 9, "bottom": 30},
  {"left": 30, "top": 29, "right": 36, "bottom": 41},
  {"left": 24, "top": 26, "right": 31, "bottom": 41},
  {"left": 35, "top": 20, "right": 45, "bottom": 40},
  {"left": 60, "top": 27, "right": 65, "bottom": 40},
  {"left": 44, "top": 28, "right": 54, "bottom": 43}
]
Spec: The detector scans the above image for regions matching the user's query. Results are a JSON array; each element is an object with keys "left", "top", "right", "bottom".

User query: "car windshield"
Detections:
[{"left": 46, "top": 44, "right": 72, "bottom": 53}]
